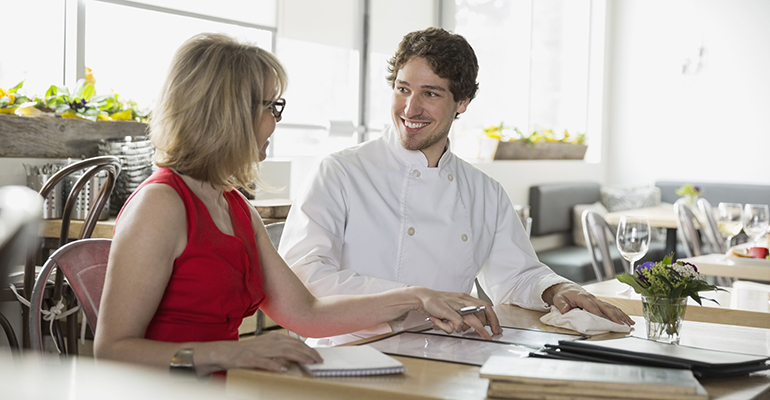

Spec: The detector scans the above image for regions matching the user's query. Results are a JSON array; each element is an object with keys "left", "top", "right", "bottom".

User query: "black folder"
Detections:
[{"left": 533, "top": 337, "right": 770, "bottom": 379}]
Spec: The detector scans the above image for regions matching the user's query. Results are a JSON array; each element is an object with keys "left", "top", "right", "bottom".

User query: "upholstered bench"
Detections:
[{"left": 529, "top": 182, "right": 668, "bottom": 284}]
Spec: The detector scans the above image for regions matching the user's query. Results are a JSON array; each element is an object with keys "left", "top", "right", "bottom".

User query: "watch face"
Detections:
[{"left": 170, "top": 348, "right": 195, "bottom": 373}]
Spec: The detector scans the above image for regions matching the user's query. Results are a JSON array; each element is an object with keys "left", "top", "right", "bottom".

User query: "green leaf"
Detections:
[
  {"left": 616, "top": 274, "right": 650, "bottom": 296},
  {"left": 9, "top": 81, "right": 24, "bottom": 93}
]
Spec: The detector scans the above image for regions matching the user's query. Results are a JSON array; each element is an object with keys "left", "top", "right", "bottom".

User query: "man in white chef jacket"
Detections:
[{"left": 278, "top": 27, "right": 632, "bottom": 346}]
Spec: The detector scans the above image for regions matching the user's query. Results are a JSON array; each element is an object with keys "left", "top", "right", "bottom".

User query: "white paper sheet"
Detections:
[{"left": 367, "top": 327, "right": 580, "bottom": 366}]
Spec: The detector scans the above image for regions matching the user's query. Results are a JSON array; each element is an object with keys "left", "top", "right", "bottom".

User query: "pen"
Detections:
[{"left": 425, "top": 305, "right": 486, "bottom": 322}]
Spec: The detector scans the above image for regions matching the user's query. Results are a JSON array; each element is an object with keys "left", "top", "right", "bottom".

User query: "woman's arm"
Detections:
[
  {"left": 252, "top": 208, "right": 502, "bottom": 339},
  {"left": 93, "top": 185, "right": 321, "bottom": 375}
]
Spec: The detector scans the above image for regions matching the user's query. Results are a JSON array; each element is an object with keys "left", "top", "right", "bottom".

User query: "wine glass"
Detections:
[
  {"left": 717, "top": 202, "right": 743, "bottom": 251},
  {"left": 742, "top": 204, "right": 770, "bottom": 247},
  {"left": 616, "top": 216, "right": 651, "bottom": 275}
]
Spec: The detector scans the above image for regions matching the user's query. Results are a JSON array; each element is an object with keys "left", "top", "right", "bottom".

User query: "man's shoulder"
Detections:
[
  {"left": 452, "top": 155, "right": 502, "bottom": 189},
  {"left": 323, "top": 136, "right": 390, "bottom": 169}
]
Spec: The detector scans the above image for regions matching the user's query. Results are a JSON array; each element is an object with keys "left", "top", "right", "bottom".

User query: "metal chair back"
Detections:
[
  {"left": 29, "top": 238, "right": 111, "bottom": 353},
  {"left": 22, "top": 156, "right": 121, "bottom": 350},
  {"left": 673, "top": 202, "right": 703, "bottom": 258},
  {"left": 582, "top": 210, "right": 628, "bottom": 281},
  {"left": 697, "top": 198, "right": 726, "bottom": 254}
]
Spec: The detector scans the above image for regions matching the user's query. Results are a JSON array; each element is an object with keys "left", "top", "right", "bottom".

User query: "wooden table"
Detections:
[
  {"left": 38, "top": 198, "right": 292, "bottom": 239},
  {"left": 680, "top": 253, "right": 770, "bottom": 281},
  {"left": 583, "top": 279, "right": 770, "bottom": 328},
  {"left": 225, "top": 305, "right": 770, "bottom": 400}
]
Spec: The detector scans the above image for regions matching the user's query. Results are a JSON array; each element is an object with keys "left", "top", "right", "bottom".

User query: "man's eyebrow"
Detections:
[{"left": 395, "top": 79, "right": 447, "bottom": 92}]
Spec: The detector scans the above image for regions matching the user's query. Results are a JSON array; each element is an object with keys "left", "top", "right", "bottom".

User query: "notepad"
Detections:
[{"left": 300, "top": 345, "right": 406, "bottom": 377}]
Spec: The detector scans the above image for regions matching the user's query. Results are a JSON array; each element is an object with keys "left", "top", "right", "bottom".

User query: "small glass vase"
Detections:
[{"left": 641, "top": 296, "right": 688, "bottom": 345}]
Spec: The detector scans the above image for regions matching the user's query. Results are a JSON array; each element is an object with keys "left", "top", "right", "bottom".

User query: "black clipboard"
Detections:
[{"left": 542, "top": 337, "right": 770, "bottom": 379}]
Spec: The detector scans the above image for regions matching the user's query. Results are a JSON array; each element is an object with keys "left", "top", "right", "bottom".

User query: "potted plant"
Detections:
[{"left": 484, "top": 123, "right": 587, "bottom": 160}]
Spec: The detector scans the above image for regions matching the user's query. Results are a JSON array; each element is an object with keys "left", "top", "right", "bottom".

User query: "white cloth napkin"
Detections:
[{"left": 539, "top": 306, "right": 631, "bottom": 336}]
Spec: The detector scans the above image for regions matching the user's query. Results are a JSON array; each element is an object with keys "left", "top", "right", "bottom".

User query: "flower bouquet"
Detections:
[{"left": 616, "top": 254, "right": 725, "bottom": 344}]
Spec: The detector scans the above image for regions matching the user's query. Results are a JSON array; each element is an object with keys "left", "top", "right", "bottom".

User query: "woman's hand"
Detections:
[
  {"left": 204, "top": 332, "right": 323, "bottom": 374},
  {"left": 412, "top": 288, "right": 502, "bottom": 339}
]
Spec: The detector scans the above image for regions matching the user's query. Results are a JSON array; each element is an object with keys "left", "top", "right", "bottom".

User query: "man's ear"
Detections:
[{"left": 456, "top": 98, "right": 470, "bottom": 115}]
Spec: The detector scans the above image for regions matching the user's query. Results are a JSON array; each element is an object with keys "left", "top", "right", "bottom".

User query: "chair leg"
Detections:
[{"left": 0, "top": 312, "right": 20, "bottom": 352}]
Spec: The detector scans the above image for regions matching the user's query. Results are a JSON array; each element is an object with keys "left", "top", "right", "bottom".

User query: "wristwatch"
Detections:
[{"left": 169, "top": 348, "right": 196, "bottom": 376}]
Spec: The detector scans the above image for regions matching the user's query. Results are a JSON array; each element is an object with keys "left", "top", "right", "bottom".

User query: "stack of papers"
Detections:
[{"left": 479, "top": 356, "right": 709, "bottom": 400}]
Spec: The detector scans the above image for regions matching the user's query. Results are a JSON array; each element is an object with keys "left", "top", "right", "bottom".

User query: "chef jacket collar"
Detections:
[{"left": 383, "top": 125, "right": 454, "bottom": 170}]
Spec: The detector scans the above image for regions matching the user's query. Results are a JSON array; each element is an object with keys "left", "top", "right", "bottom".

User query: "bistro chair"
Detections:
[
  {"left": 0, "top": 186, "right": 43, "bottom": 352},
  {"left": 29, "top": 239, "right": 111, "bottom": 353},
  {"left": 582, "top": 210, "right": 628, "bottom": 282},
  {"left": 19, "top": 156, "right": 121, "bottom": 352},
  {"left": 673, "top": 202, "right": 707, "bottom": 259},
  {"left": 697, "top": 198, "right": 727, "bottom": 254}
]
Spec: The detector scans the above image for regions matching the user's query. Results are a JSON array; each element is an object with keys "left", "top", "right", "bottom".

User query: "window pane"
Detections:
[
  {"left": 275, "top": 39, "right": 359, "bottom": 127},
  {"left": 86, "top": 1, "right": 274, "bottom": 109},
  {"left": 447, "top": 0, "right": 593, "bottom": 160},
  {"left": 367, "top": 0, "right": 435, "bottom": 134},
  {"left": 0, "top": 0, "right": 65, "bottom": 96},
  {"left": 123, "top": 0, "right": 277, "bottom": 27}
]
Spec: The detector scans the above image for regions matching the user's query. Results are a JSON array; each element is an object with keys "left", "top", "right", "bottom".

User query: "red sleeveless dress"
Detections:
[{"left": 117, "top": 167, "right": 265, "bottom": 343}]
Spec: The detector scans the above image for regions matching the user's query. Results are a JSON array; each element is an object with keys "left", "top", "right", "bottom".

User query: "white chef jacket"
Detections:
[{"left": 279, "top": 125, "right": 569, "bottom": 345}]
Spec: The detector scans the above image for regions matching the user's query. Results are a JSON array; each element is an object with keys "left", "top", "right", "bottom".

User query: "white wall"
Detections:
[{"left": 604, "top": 0, "right": 770, "bottom": 187}]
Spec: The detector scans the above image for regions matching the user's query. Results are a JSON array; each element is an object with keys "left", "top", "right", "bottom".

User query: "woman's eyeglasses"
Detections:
[{"left": 262, "top": 98, "right": 286, "bottom": 119}]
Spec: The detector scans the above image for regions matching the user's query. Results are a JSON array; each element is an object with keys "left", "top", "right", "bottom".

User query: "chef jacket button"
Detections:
[
  {"left": 448, "top": 174, "right": 454, "bottom": 182},
  {"left": 412, "top": 169, "right": 421, "bottom": 178},
  {"left": 461, "top": 234, "right": 468, "bottom": 242},
  {"left": 408, "top": 227, "right": 416, "bottom": 236}
]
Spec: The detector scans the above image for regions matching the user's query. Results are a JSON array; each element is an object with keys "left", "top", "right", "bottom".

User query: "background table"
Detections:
[
  {"left": 38, "top": 198, "right": 292, "bottom": 240},
  {"left": 226, "top": 305, "right": 770, "bottom": 400},
  {"left": 680, "top": 254, "right": 770, "bottom": 281}
]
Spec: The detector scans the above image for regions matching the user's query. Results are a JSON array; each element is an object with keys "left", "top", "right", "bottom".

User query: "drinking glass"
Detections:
[
  {"left": 616, "top": 216, "right": 651, "bottom": 275},
  {"left": 717, "top": 202, "right": 743, "bottom": 250},
  {"left": 742, "top": 204, "right": 770, "bottom": 247}
]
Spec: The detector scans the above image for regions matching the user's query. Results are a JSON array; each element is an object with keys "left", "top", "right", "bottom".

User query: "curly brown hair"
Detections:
[{"left": 386, "top": 27, "right": 479, "bottom": 103}]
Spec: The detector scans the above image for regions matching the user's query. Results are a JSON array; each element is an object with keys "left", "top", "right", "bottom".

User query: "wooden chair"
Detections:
[
  {"left": 582, "top": 210, "right": 628, "bottom": 281},
  {"left": 21, "top": 156, "right": 121, "bottom": 351},
  {"left": 0, "top": 186, "right": 43, "bottom": 352},
  {"left": 28, "top": 238, "right": 111, "bottom": 353}
]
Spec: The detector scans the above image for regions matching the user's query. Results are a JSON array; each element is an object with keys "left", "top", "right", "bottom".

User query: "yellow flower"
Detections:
[
  {"left": 61, "top": 110, "right": 85, "bottom": 119},
  {"left": 96, "top": 113, "right": 112, "bottom": 121},
  {"left": 110, "top": 109, "right": 133, "bottom": 120},
  {"left": 7, "top": 93, "right": 15, "bottom": 103},
  {"left": 85, "top": 67, "right": 96, "bottom": 85},
  {"left": 0, "top": 88, "right": 6, "bottom": 97},
  {"left": 0, "top": 107, "right": 17, "bottom": 114},
  {"left": 14, "top": 103, "right": 41, "bottom": 116}
]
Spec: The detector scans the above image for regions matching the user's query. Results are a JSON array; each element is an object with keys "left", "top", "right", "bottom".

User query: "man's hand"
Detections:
[{"left": 542, "top": 282, "right": 635, "bottom": 326}]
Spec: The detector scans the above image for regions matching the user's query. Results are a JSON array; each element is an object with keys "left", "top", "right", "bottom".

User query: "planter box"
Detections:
[
  {"left": 493, "top": 140, "right": 587, "bottom": 160},
  {"left": 0, "top": 114, "right": 148, "bottom": 158}
]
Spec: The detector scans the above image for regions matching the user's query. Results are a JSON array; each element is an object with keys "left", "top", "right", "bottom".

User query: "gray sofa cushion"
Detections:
[{"left": 529, "top": 182, "right": 601, "bottom": 238}]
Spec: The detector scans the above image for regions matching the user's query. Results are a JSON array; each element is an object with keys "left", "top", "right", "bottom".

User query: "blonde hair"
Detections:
[{"left": 150, "top": 33, "right": 287, "bottom": 191}]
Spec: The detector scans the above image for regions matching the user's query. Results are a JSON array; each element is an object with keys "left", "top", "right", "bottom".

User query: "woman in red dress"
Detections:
[{"left": 94, "top": 33, "right": 498, "bottom": 378}]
